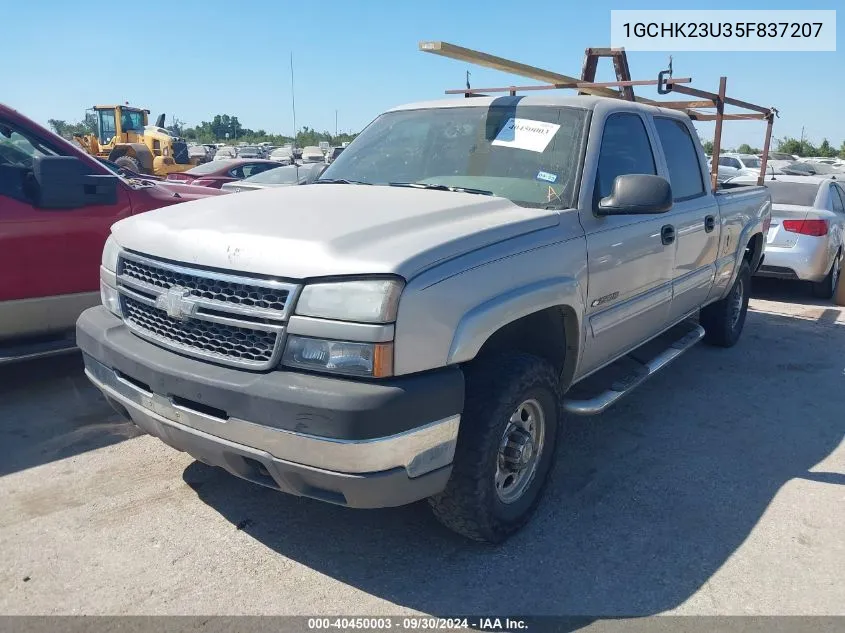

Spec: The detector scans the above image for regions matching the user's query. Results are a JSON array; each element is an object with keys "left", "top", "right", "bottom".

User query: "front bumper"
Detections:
[{"left": 77, "top": 307, "right": 463, "bottom": 508}]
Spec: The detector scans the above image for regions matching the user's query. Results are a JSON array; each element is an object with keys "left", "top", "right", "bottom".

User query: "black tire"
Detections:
[
  {"left": 811, "top": 254, "right": 841, "bottom": 300},
  {"left": 428, "top": 353, "right": 561, "bottom": 543},
  {"left": 700, "top": 259, "right": 751, "bottom": 347},
  {"left": 114, "top": 155, "right": 142, "bottom": 174}
]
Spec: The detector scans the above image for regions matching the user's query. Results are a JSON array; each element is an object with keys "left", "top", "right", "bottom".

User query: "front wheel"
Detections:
[
  {"left": 700, "top": 259, "right": 751, "bottom": 347},
  {"left": 428, "top": 354, "right": 561, "bottom": 543}
]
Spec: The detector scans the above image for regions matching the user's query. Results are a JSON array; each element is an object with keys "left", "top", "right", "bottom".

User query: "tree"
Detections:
[
  {"left": 48, "top": 119, "right": 69, "bottom": 136},
  {"left": 840, "top": 141, "right": 845, "bottom": 159},
  {"left": 817, "top": 138, "right": 835, "bottom": 158},
  {"left": 166, "top": 116, "right": 185, "bottom": 137},
  {"left": 701, "top": 139, "right": 714, "bottom": 155},
  {"left": 737, "top": 143, "right": 760, "bottom": 155}
]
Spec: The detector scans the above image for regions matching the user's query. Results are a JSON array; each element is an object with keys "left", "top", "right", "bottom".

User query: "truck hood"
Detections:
[{"left": 110, "top": 184, "right": 559, "bottom": 279}]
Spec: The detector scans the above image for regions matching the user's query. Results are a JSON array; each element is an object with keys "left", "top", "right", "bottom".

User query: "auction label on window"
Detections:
[
  {"left": 611, "top": 10, "right": 836, "bottom": 51},
  {"left": 492, "top": 118, "right": 560, "bottom": 153}
]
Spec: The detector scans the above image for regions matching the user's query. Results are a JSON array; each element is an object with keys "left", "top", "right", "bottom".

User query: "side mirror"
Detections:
[
  {"left": 596, "top": 174, "right": 673, "bottom": 216},
  {"left": 33, "top": 156, "right": 119, "bottom": 209}
]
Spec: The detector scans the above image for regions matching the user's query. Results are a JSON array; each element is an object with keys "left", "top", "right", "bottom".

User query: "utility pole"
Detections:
[
  {"left": 800, "top": 126, "right": 805, "bottom": 156},
  {"left": 335, "top": 110, "right": 338, "bottom": 139},
  {"left": 290, "top": 52, "right": 297, "bottom": 150}
]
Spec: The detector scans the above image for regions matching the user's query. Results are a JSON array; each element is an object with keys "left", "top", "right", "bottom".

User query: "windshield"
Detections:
[
  {"left": 765, "top": 181, "right": 820, "bottom": 206},
  {"left": 320, "top": 105, "right": 588, "bottom": 208},
  {"left": 271, "top": 148, "right": 292, "bottom": 157},
  {"left": 240, "top": 147, "right": 259, "bottom": 153},
  {"left": 187, "top": 161, "right": 228, "bottom": 175},
  {"left": 742, "top": 157, "right": 761, "bottom": 168},
  {"left": 242, "top": 165, "right": 308, "bottom": 185}
]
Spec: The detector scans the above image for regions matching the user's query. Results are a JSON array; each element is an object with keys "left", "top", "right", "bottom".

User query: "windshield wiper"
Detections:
[
  {"left": 315, "top": 178, "right": 372, "bottom": 185},
  {"left": 388, "top": 182, "right": 493, "bottom": 196}
]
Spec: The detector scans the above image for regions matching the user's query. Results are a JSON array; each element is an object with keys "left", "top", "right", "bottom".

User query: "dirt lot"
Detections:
[{"left": 1, "top": 279, "right": 843, "bottom": 616}]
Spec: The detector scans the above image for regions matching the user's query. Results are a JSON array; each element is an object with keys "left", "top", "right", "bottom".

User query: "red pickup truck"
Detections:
[{"left": 0, "top": 103, "right": 223, "bottom": 363}]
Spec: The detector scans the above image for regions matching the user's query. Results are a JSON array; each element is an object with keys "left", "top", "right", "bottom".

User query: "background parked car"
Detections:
[
  {"left": 761, "top": 152, "right": 799, "bottom": 173},
  {"left": 213, "top": 146, "right": 238, "bottom": 160},
  {"left": 325, "top": 146, "right": 344, "bottom": 164},
  {"left": 237, "top": 145, "right": 264, "bottom": 159},
  {"left": 300, "top": 145, "right": 324, "bottom": 163},
  {"left": 165, "top": 159, "right": 280, "bottom": 188},
  {"left": 713, "top": 153, "right": 763, "bottom": 181},
  {"left": 779, "top": 161, "right": 843, "bottom": 176},
  {"left": 0, "top": 102, "right": 222, "bottom": 361},
  {"left": 734, "top": 174, "right": 845, "bottom": 301},
  {"left": 187, "top": 144, "right": 212, "bottom": 164},
  {"left": 269, "top": 147, "right": 294, "bottom": 165},
  {"left": 220, "top": 162, "right": 327, "bottom": 193}
]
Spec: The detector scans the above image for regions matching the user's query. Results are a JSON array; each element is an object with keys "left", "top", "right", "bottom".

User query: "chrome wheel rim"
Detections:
[
  {"left": 495, "top": 398, "right": 545, "bottom": 504},
  {"left": 729, "top": 277, "right": 745, "bottom": 329}
]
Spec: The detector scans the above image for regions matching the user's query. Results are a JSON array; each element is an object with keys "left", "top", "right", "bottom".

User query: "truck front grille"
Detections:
[
  {"left": 121, "top": 258, "right": 290, "bottom": 313},
  {"left": 122, "top": 297, "right": 279, "bottom": 366},
  {"left": 116, "top": 251, "right": 298, "bottom": 370}
]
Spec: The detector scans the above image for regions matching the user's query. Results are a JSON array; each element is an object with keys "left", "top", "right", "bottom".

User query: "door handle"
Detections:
[
  {"left": 661, "top": 224, "right": 675, "bottom": 246},
  {"left": 705, "top": 215, "right": 716, "bottom": 233}
]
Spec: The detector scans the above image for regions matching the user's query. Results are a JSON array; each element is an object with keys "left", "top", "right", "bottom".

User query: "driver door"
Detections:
[{"left": 577, "top": 112, "right": 675, "bottom": 378}]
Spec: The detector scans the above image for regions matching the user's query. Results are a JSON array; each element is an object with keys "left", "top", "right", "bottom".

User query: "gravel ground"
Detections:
[{"left": 1, "top": 279, "right": 843, "bottom": 616}]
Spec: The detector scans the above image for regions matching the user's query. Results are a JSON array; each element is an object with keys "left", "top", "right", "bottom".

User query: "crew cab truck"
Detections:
[
  {"left": 0, "top": 103, "right": 222, "bottom": 363},
  {"left": 77, "top": 94, "right": 770, "bottom": 542}
]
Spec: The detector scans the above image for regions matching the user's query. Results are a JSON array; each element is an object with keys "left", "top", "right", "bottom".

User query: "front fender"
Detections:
[{"left": 447, "top": 276, "right": 585, "bottom": 365}]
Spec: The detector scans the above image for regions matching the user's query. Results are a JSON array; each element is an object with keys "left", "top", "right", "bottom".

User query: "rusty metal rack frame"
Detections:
[{"left": 419, "top": 41, "right": 778, "bottom": 190}]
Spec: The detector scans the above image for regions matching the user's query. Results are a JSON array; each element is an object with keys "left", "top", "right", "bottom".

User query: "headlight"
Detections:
[
  {"left": 100, "top": 280, "right": 122, "bottom": 317},
  {"left": 282, "top": 336, "right": 393, "bottom": 377},
  {"left": 295, "top": 279, "right": 403, "bottom": 323},
  {"left": 102, "top": 235, "right": 120, "bottom": 272}
]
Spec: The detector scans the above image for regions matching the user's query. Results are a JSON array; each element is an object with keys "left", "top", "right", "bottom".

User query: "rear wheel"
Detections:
[
  {"left": 428, "top": 354, "right": 561, "bottom": 543},
  {"left": 700, "top": 259, "right": 750, "bottom": 347},
  {"left": 114, "top": 155, "right": 142, "bottom": 174},
  {"left": 811, "top": 254, "right": 841, "bottom": 300}
]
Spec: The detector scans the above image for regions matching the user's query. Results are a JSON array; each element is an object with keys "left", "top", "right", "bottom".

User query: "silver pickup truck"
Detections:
[{"left": 77, "top": 95, "right": 771, "bottom": 542}]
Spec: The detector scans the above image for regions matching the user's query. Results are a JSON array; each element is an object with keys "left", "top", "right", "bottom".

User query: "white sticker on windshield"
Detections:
[{"left": 492, "top": 118, "right": 560, "bottom": 153}]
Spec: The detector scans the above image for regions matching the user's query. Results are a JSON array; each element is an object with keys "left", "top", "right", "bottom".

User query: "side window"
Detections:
[
  {"left": 729, "top": 158, "right": 742, "bottom": 169},
  {"left": 831, "top": 186, "right": 845, "bottom": 213},
  {"left": 654, "top": 118, "right": 705, "bottom": 201},
  {"left": 595, "top": 113, "right": 656, "bottom": 200},
  {"left": 244, "top": 163, "right": 274, "bottom": 177},
  {"left": 228, "top": 166, "right": 245, "bottom": 179},
  {"left": 718, "top": 157, "right": 730, "bottom": 167}
]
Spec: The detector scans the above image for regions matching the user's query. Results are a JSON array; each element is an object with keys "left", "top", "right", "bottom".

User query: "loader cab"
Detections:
[{"left": 94, "top": 106, "right": 149, "bottom": 145}]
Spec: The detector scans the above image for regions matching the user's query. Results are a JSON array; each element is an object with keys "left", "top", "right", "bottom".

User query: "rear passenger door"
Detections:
[
  {"left": 578, "top": 112, "right": 675, "bottom": 376},
  {"left": 653, "top": 117, "right": 720, "bottom": 322}
]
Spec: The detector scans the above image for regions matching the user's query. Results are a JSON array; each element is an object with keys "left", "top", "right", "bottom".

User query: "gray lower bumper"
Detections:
[
  {"left": 85, "top": 355, "right": 454, "bottom": 508},
  {"left": 78, "top": 307, "right": 462, "bottom": 509}
]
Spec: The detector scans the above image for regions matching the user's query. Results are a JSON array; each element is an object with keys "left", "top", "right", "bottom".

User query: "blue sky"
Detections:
[{"left": 5, "top": 0, "right": 842, "bottom": 149}]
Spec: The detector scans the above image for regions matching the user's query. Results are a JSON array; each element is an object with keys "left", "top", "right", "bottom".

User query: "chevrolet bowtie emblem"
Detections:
[{"left": 155, "top": 286, "right": 196, "bottom": 321}]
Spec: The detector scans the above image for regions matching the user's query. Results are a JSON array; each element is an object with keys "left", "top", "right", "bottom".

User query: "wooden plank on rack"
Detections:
[{"left": 419, "top": 40, "right": 662, "bottom": 105}]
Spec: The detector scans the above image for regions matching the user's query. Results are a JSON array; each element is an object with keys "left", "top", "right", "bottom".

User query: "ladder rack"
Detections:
[{"left": 419, "top": 41, "right": 778, "bottom": 190}]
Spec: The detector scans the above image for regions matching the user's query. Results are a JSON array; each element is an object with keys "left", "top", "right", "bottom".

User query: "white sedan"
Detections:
[{"left": 735, "top": 175, "right": 845, "bottom": 300}]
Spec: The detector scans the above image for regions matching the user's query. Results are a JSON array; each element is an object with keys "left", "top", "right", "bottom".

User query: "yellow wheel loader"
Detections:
[{"left": 73, "top": 105, "right": 196, "bottom": 177}]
